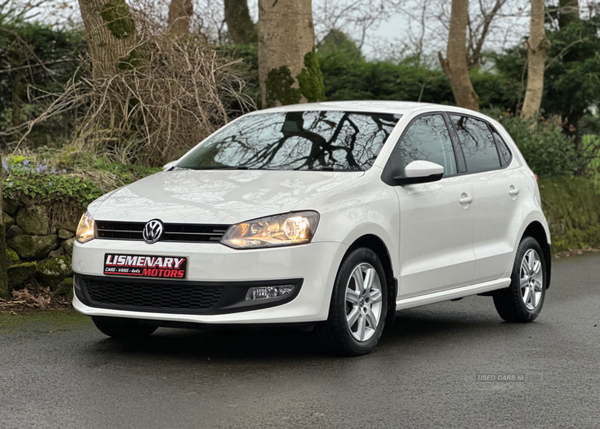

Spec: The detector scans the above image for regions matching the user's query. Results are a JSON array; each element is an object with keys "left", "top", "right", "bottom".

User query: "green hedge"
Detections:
[{"left": 540, "top": 177, "right": 600, "bottom": 252}]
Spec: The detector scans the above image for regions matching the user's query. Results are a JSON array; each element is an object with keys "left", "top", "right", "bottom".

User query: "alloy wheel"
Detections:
[
  {"left": 345, "top": 263, "right": 383, "bottom": 342},
  {"left": 520, "top": 249, "right": 543, "bottom": 311}
]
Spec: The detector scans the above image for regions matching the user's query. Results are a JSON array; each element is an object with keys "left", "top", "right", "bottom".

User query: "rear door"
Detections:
[
  {"left": 448, "top": 114, "right": 523, "bottom": 283},
  {"left": 391, "top": 114, "right": 476, "bottom": 298}
]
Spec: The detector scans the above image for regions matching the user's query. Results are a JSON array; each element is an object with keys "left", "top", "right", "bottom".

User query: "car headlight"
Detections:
[
  {"left": 221, "top": 211, "right": 320, "bottom": 249},
  {"left": 76, "top": 212, "right": 95, "bottom": 244}
]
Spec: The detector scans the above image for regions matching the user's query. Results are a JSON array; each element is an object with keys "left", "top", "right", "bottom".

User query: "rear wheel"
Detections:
[
  {"left": 318, "top": 248, "right": 387, "bottom": 356},
  {"left": 92, "top": 316, "right": 157, "bottom": 339},
  {"left": 493, "top": 236, "right": 547, "bottom": 323}
]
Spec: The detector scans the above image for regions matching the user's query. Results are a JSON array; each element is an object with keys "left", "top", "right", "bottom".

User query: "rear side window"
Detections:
[
  {"left": 396, "top": 114, "right": 457, "bottom": 177},
  {"left": 450, "top": 115, "right": 501, "bottom": 174},
  {"left": 491, "top": 129, "right": 512, "bottom": 167}
]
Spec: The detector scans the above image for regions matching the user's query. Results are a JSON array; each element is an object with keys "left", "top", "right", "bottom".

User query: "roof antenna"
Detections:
[{"left": 418, "top": 84, "right": 425, "bottom": 103}]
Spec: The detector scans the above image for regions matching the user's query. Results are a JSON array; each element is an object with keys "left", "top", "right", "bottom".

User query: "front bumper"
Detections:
[{"left": 72, "top": 240, "right": 347, "bottom": 324}]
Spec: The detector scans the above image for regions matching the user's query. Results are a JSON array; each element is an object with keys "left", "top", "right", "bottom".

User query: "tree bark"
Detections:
[
  {"left": 77, "top": 0, "right": 137, "bottom": 79},
  {"left": 438, "top": 0, "right": 479, "bottom": 111},
  {"left": 0, "top": 176, "right": 9, "bottom": 299},
  {"left": 258, "top": 0, "right": 319, "bottom": 107},
  {"left": 559, "top": 0, "right": 579, "bottom": 29},
  {"left": 168, "top": 0, "right": 193, "bottom": 36},
  {"left": 521, "top": 0, "right": 551, "bottom": 120},
  {"left": 225, "top": 0, "right": 257, "bottom": 44}
]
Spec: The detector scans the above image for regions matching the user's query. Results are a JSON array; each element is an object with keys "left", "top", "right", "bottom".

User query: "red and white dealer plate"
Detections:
[{"left": 103, "top": 254, "right": 188, "bottom": 279}]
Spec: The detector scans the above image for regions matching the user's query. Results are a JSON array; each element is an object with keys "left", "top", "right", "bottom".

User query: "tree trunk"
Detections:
[
  {"left": 521, "top": 0, "right": 551, "bottom": 120},
  {"left": 225, "top": 0, "right": 257, "bottom": 44},
  {"left": 559, "top": 0, "right": 579, "bottom": 29},
  {"left": 0, "top": 176, "right": 9, "bottom": 300},
  {"left": 258, "top": 0, "right": 324, "bottom": 107},
  {"left": 77, "top": 0, "right": 137, "bottom": 79},
  {"left": 438, "top": 0, "right": 479, "bottom": 111},
  {"left": 168, "top": 0, "right": 193, "bottom": 36}
]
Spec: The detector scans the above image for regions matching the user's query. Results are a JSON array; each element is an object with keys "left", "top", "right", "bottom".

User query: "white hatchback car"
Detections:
[{"left": 73, "top": 101, "right": 551, "bottom": 355}]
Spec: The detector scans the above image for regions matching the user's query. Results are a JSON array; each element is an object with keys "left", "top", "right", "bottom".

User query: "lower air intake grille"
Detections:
[{"left": 81, "top": 277, "right": 224, "bottom": 313}]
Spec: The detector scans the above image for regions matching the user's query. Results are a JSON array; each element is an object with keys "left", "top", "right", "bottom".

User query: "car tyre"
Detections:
[
  {"left": 318, "top": 248, "right": 387, "bottom": 356},
  {"left": 493, "top": 236, "right": 547, "bottom": 323},
  {"left": 92, "top": 316, "right": 157, "bottom": 339}
]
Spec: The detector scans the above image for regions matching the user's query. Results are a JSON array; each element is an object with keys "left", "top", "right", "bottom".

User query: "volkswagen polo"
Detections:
[{"left": 72, "top": 101, "right": 551, "bottom": 356}]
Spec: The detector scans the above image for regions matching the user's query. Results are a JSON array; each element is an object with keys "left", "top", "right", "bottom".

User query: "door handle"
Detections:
[
  {"left": 459, "top": 193, "right": 473, "bottom": 205},
  {"left": 509, "top": 186, "right": 519, "bottom": 197}
]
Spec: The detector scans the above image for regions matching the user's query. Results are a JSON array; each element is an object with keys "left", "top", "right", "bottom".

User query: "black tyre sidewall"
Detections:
[
  {"left": 326, "top": 247, "right": 388, "bottom": 356},
  {"left": 495, "top": 236, "right": 547, "bottom": 322}
]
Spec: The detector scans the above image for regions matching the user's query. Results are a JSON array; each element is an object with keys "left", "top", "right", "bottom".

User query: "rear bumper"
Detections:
[{"left": 72, "top": 240, "right": 348, "bottom": 324}]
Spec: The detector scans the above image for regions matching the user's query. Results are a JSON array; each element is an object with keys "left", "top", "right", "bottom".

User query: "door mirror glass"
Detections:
[
  {"left": 395, "top": 160, "right": 444, "bottom": 185},
  {"left": 163, "top": 161, "right": 177, "bottom": 171}
]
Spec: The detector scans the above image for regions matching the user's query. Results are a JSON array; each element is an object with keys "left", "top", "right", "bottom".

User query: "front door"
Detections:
[{"left": 392, "top": 114, "right": 476, "bottom": 298}]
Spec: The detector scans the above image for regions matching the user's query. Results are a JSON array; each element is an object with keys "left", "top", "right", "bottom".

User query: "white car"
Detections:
[{"left": 72, "top": 101, "right": 551, "bottom": 356}]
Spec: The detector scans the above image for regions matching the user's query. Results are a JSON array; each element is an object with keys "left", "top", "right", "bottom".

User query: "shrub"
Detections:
[
  {"left": 540, "top": 177, "right": 600, "bottom": 251},
  {"left": 485, "top": 110, "right": 579, "bottom": 177},
  {"left": 1, "top": 151, "right": 160, "bottom": 227}
]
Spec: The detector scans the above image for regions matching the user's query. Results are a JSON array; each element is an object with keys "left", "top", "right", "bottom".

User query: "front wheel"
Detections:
[
  {"left": 318, "top": 248, "right": 387, "bottom": 356},
  {"left": 92, "top": 316, "right": 157, "bottom": 339},
  {"left": 493, "top": 236, "right": 547, "bottom": 323}
]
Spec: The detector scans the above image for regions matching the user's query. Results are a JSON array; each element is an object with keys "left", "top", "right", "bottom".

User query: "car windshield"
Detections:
[{"left": 177, "top": 110, "right": 401, "bottom": 171}]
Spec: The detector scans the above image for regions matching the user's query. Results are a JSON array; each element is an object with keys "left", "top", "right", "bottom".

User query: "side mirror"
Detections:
[
  {"left": 163, "top": 161, "right": 177, "bottom": 171},
  {"left": 394, "top": 160, "right": 444, "bottom": 185}
]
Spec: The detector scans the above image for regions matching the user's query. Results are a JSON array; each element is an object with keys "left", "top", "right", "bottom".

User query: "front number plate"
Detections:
[{"left": 104, "top": 254, "right": 187, "bottom": 279}]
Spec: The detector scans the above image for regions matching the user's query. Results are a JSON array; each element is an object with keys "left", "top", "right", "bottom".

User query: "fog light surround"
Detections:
[{"left": 246, "top": 285, "right": 296, "bottom": 300}]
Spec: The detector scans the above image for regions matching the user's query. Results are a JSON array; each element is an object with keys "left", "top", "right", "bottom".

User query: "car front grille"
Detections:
[
  {"left": 95, "top": 221, "right": 230, "bottom": 243},
  {"left": 80, "top": 276, "right": 225, "bottom": 313}
]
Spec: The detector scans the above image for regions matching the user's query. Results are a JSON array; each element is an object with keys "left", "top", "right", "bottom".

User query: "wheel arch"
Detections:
[
  {"left": 344, "top": 234, "right": 397, "bottom": 327},
  {"left": 522, "top": 221, "right": 552, "bottom": 289}
]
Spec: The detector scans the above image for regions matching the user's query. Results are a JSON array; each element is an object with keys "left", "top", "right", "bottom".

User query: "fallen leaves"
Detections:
[{"left": 0, "top": 283, "right": 71, "bottom": 310}]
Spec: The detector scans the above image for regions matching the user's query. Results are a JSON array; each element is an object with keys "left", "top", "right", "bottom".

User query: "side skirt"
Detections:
[{"left": 395, "top": 278, "right": 511, "bottom": 310}]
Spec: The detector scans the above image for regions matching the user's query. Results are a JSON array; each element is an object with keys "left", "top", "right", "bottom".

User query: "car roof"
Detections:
[
  {"left": 252, "top": 100, "right": 482, "bottom": 117},
  {"left": 253, "top": 100, "right": 432, "bottom": 115}
]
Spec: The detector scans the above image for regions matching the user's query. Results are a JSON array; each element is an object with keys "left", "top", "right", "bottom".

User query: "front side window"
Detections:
[
  {"left": 450, "top": 115, "right": 501, "bottom": 174},
  {"left": 395, "top": 114, "right": 457, "bottom": 177},
  {"left": 178, "top": 111, "right": 400, "bottom": 171}
]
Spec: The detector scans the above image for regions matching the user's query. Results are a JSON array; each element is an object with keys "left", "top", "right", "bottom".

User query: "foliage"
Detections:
[
  {"left": 494, "top": 15, "right": 600, "bottom": 134},
  {"left": 317, "top": 29, "right": 363, "bottom": 63},
  {"left": 0, "top": 19, "right": 85, "bottom": 150},
  {"left": 540, "top": 177, "right": 600, "bottom": 252},
  {"left": 485, "top": 110, "right": 579, "bottom": 177},
  {"left": 297, "top": 48, "right": 326, "bottom": 103},
  {"left": 1, "top": 151, "right": 160, "bottom": 226}
]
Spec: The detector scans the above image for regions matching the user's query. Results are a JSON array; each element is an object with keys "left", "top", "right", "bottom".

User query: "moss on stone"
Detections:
[
  {"left": 8, "top": 235, "right": 59, "bottom": 260},
  {"left": 100, "top": 0, "right": 135, "bottom": 39},
  {"left": 265, "top": 66, "right": 302, "bottom": 107},
  {"left": 36, "top": 256, "right": 73, "bottom": 291},
  {"left": 7, "top": 262, "right": 37, "bottom": 289},
  {"left": 6, "top": 249, "right": 19, "bottom": 265},
  {"left": 297, "top": 47, "right": 325, "bottom": 103},
  {"left": 55, "top": 277, "right": 74, "bottom": 297}
]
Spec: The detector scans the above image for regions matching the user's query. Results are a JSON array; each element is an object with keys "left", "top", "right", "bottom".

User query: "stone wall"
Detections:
[{"left": 3, "top": 199, "right": 76, "bottom": 296}]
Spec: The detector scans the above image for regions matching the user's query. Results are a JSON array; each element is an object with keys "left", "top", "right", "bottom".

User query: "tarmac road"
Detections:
[{"left": 1, "top": 253, "right": 599, "bottom": 429}]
